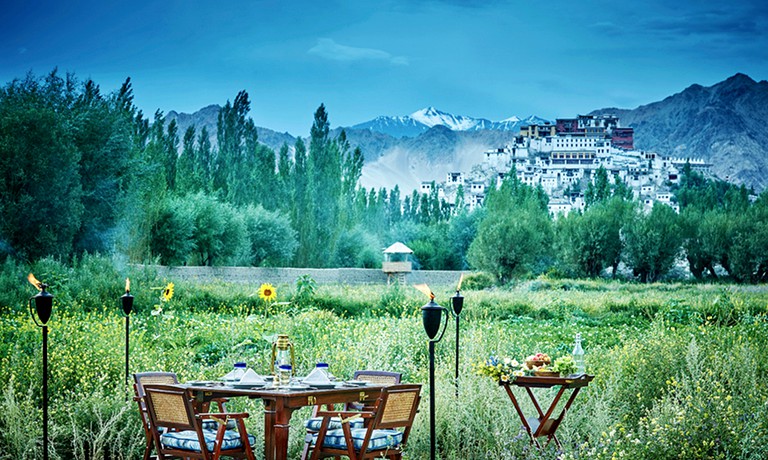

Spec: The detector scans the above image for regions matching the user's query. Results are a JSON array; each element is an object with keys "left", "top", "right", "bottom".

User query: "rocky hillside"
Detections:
[{"left": 592, "top": 73, "right": 768, "bottom": 192}]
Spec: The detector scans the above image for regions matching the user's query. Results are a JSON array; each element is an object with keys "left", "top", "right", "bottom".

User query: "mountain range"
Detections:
[
  {"left": 167, "top": 73, "right": 768, "bottom": 194},
  {"left": 350, "top": 107, "right": 548, "bottom": 138}
]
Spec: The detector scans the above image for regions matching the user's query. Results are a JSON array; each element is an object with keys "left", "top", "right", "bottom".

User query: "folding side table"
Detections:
[{"left": 501, "top": 374, "right": 593, "bottom": 449}]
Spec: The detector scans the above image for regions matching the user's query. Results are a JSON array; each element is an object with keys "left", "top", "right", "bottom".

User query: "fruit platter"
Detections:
[
  {"left": 525, "top": 352, "right": 551, "bottom": 369},
  {"left": 475, "top": 352, "right": 578, "bottom": 382}
]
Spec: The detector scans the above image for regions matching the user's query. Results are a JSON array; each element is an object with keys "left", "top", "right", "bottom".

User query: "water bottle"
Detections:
[{"left": 572, "top": 333, "right": 585, "bottom": 374}]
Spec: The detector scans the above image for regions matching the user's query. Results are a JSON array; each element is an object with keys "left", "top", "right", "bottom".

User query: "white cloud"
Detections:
[{"left": 308, "top": 38, "right": 408, "bottom": 66}]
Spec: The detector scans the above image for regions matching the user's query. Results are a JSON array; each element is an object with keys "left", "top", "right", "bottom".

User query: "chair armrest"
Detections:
[
  {"left": 315, "top": 410, "right": 375, "bottom": 419},
  {"left": 196, "top": 412, "right": 250, "bottom": 420}
]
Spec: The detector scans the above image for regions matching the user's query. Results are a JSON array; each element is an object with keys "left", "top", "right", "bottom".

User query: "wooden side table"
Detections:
[{"left": 501, "top": 374, "right": 593, "bottom": 449}]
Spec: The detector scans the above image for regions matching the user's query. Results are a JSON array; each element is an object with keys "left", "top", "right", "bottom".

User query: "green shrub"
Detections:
[{"left": 461, "top": 272, "right": 496, "bottom": 290}]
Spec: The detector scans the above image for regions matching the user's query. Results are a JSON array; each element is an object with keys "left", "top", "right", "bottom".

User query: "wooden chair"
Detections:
[
  {"left": 134, "top": 372, "right": 181, "bottom": 460},
  {"left": 349, "top": 371, "right": 403, "bottom": 411},
  {"left": 143, "top": 384, "right": 256, "bottom": 460},
  {"left": 133, "top": 372, "right": 231, "bottom": 460},
  {"left": 308, "top": 384, "right": 422, "bottom": 460},
  {"left": 300, "top": 370, "right": 402, "bottom": 460}
]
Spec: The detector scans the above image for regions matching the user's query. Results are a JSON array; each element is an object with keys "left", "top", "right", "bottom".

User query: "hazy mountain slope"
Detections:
[{"left": 592, "top": 73, "right": 768, "bottom": 191}]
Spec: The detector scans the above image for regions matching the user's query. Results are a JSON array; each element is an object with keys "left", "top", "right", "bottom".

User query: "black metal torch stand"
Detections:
[
  {"left": 121, "top": 291, "right": 134, "bottom": 394},
  {"left": 30, "top": 285, "right": 53, "bottom": 460},
  {"left": 421, "top": 298, "right": 449, "bottom": 460},
  {"left": 451, "top": 290, "right": 464, "bottom": 398}
]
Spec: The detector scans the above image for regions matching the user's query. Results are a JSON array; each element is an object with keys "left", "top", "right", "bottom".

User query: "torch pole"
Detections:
[
  {"left": 454, "top": 314, "right": 460, "bottom": 398},
  {"left": 125, "top": 315, "right": 130, "bottom": 390},
  {"left": 42, "top": 324, "right": 49, "bottom": 460},
  {"left": 429, "top": 339, "right": 436, "bottom": 460}
]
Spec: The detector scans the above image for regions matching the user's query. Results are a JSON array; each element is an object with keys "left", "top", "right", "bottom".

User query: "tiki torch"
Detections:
[
  {"left": 416, "top": 284, "right": 449, "bottom": 460},
  {"left": 28, "top": 273, "right": 53, "bottom": 460},
  {"left": 451, "top": 274, "right": 465, "bottom": 397},
  {"left": 120, "top": 278, "right": 134, "bottom": 390}
]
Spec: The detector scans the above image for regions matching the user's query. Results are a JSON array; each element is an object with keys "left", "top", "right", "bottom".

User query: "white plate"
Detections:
[
  {"left": 230, "top": 383, "right": 266, "bottom": 389},
  {"left": 344, "top": 380, "right": 368, "bottom": 386},
  {"left": 285, "top": 384, "right": 311, "bottom": 390},
  {"left": 306, "top": 383, "right": 337, "bottom": 389}
]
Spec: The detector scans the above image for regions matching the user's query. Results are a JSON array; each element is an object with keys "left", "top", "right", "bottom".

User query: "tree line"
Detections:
[
  {"left": 0, "top": 71, "right": 464, "bottom": 270},
  {"left": 1, "top": 70, "right": 766, "bottom": 283}
]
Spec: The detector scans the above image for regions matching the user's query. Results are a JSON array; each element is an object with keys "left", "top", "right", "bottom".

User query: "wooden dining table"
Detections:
[
  {"left": 500, "top": 374, "right": 593, "bottom": 449},
  {"left": 179, "top": 382, "right": 386, "bottom": 460}
]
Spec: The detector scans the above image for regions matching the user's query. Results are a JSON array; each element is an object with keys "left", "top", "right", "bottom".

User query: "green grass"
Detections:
[{"left": 1, "top": 258, "right": 768, "bottom": 459}]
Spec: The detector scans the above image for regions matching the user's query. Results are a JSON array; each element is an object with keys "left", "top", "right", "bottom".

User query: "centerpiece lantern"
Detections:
[{"left": 270, "top": 334, "right": 295, "bottom": 378}]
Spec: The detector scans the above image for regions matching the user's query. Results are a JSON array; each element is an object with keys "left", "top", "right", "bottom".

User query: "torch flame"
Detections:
[
  {"left": 413, "top": 284, "right": 434, "bottom": 300},
  {"left": 125, "top": 277, "right": 131, "bottom": 293},
  {"left": 457, "top": 273, "right": 465, "bottom": 291},
  {"left": 27, "top": 273, "right": 42, "bottom": 291}
]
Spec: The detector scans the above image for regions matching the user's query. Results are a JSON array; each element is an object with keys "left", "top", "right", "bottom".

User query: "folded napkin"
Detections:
[
  {"left": 239, "top": 368, "right": 266, "bottom": 384},
  {"left": 221, "top": 369, "right": 238, "bottom": 381},
  {"left": 304, "top": 367, "right": 332, "bottom": 384}
]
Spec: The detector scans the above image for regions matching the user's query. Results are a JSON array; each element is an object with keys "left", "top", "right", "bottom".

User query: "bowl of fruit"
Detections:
[{"left": 525, "top": 353, "right": 551, "bottom": 369}]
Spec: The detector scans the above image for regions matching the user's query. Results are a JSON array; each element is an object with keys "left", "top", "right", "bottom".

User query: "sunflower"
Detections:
[
  {"left": 258, "top": 283, "right": 277, "bottom": 302},
  {"left": 161, "top": 282, "right": 174, "bottom": 302}
]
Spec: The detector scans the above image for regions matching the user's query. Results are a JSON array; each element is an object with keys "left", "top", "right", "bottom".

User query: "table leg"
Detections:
[
  {"left": 544, "top": 387, "right": 583, "bottom": 449},
  {"left": 525, "top": 387, "right": 544, "bottom": 417},
  {"left": 263, "top": 400, "right": 276, "bottom": 460},
  {"left": 263, "top": 399, "right": 295, "bottom": 460},
  {"left": 503, "top": 384, "right": 541, "bottom": 448}
]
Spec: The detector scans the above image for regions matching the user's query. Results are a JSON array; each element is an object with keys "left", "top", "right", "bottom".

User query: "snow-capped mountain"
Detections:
[{"left": 351, "top": 107, "right": 549, "bottom": 138}]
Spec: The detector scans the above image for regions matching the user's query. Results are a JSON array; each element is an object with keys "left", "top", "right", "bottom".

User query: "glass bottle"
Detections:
[
  {"left": 315, "top": 362, "right": 331, "bottom": 380},
  {"left": 572, "top": 333, "right": 585, "bottom": 374},
  {"left": 233, "top": 362, "right": 247, "bottom": 380},
  {"left": 278, "top": 364, "right": 292, "bottom": 387}
]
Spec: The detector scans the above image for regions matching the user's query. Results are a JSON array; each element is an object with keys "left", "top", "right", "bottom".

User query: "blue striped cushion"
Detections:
[
  {"left": 305, "top": 416, "right": 365, "bottom": 431},
  {"left": 313, "top": 428, "right": 402, "bottom": 452},
  {"left": 160, "top": 430, "right": 256, "bottom": 452}
]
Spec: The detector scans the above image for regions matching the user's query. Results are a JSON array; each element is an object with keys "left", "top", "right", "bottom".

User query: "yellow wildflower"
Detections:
[
  {"left": 259, "top": 283, "right": 277, "bottom": 302},
  {"left": 161, "top": 282, "right": 174, "bottom": 302}
]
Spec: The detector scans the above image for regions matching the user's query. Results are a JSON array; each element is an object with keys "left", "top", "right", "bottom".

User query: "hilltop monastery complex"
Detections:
[{"left": 422, "top": 114, "right": 711, "bottom": 216}]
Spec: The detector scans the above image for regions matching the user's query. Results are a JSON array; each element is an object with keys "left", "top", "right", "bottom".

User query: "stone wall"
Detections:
[{"left": 148, "top": 265, "right": 470, "bottom": 287}]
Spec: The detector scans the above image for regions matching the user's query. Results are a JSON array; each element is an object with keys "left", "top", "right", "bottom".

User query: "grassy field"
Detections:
[{"left": 1, "top": 260, "right": 768, "bottom": 459}]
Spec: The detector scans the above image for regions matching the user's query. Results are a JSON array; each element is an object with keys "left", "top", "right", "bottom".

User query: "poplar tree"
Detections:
[
  {"left": 176, "top": 126, "right": 196, "bottom": 192},
  {"left": 307, "top": 104, "right": 341, "bottom": 266}
]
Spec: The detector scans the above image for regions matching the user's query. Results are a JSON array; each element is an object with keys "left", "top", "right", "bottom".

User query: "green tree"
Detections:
[
  {"left": 176, "top": 126, "right": 197, "bottom": 192},
  {"left": 188, "top": 193, "right": 246, "bottom": 266},
  {"left": 150, "top": 195, "right": 195, "bottom": 265},
  {"left": 276, "top": 142, "right": 292, "bottom": 212},
  {"left": 0, "top": 71, "right": 84, "bottom": 260},
  {"left": 334, "top": 226, "right": 382, "bottom": 268},
  {"left": 467, "top": 172, "right": 552, "bottom": 282},
  {"left": 291, "top": 137, "right": 315, "bottom": 266},
  {"left": 623, "top": 204, "right": 682, "bottom": 282},
  {"left": 70, "top": 78, "right": 133, "bottom": 254},
  {"left": 215, "top": 91, "right": 258, "bottom": 205},
  {"left": 195, "top": 127, "right": 214, "bottom": 193},
  {"left": 241, "top": 204, "right": 298, "bottom": 266},
  {"left": 585, "top": 166, "right": 611, "bottom": 207},
  {"left": 306, "top": 104, "right": 342, "bottom": 266}
]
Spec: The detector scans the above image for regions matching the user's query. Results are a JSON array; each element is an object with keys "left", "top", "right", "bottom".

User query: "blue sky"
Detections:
[{"left": 2, "top": 0, "right": 767, "bottom": 135}]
